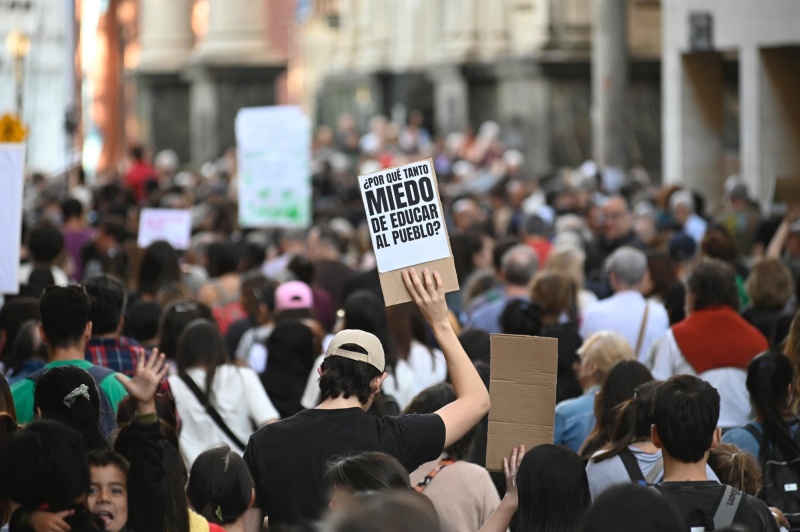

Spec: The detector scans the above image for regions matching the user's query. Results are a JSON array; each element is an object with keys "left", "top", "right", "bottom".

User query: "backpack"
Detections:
[
  {"left": 651, "top": 484, "right": 744, "bottom": 531},
  {"left": 27, "top": 365, "right": 117, "bottom": 437},
  {"left": 744, "top": 421, "right": 800, "bottom": 529},
  {"left": 618, "top": 447, "right": 664, "bottom": 487}
]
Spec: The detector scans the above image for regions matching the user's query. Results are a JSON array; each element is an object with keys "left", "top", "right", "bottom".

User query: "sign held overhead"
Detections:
[
  {"left": 486, "top": 334, "right": 558, "bottom": 472},
  {"left": 358, "top": 158, "right": 458, "bottom": 306}
]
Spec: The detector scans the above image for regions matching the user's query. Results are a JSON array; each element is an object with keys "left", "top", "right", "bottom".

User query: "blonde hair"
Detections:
[
  {"left": 578, "top": 331, "right": 635, "bottom": 377},
  {"left": 530, "top": 271, "right": 577, "bottom": 318},
  {"left": 745, "top": 258, "right": 795, "bottom": 309},
  {"left": 545, "top": 246, "right": 586, "bottom": 287},
  {"left": 708, "top": 443, "right": 763, "bottom": 496}
]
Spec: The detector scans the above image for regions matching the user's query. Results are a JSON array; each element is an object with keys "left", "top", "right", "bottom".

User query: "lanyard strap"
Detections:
[{"left": 414, "top": 459, "right": 456, "bottom": 493}]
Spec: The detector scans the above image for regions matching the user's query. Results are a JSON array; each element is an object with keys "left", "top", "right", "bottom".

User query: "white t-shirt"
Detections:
[
  {"left": 406, "top": 341, "right": 447, "bottom": 394},
  {"left": 168, "top": 364, "right": 280, "bottom": 467}
]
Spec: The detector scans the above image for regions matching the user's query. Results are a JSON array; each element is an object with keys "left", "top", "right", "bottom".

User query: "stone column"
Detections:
[
  {"left": 138, "top": 0, "right": 194, "bottom": 71},
  {"left": 591, "top": 0, "right": 628, "bottom": 174},
  {"left": 442, "top": 0, "right": 477, "bottom": 61},
  {"left": 429, "top": 65, "right": 469, "bottom": 135},
  {"left": 191, "top": 0, "right": 278, "bottom": 65},
  {"left": 476, "top": 0, "right": 508, "bottom": 59}
]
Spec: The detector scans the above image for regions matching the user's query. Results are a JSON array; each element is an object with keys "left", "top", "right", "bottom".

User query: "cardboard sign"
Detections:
[
  {"left": 486, "top": 334, "right": 558, "bottom": 472},
  {"left": 358, "top": 158, "right": 458, "bottom": 306},
  {"left": 773, "top": 175, "right": 800, "bottom": 206},
  {"left": 236, "top": 106, "right": 312, "bottom": 228},
  {"left": 137, "top": 208, "right": 192, "bottom": 250},
  {"left": 0, "top": 143, "right": 25, "bottom": 294}
]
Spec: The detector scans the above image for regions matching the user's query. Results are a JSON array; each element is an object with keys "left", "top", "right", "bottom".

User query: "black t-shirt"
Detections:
[
  {"left": 243, "top": 407, "right": 446, "bottom": 526},
  {"left": 655, "top": 481, "right": 779, "bottom": 532}
]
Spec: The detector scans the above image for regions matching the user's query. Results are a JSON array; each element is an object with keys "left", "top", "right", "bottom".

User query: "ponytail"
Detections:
[{"left": 593, "top": 381, "right": 660, "bottom": 463}]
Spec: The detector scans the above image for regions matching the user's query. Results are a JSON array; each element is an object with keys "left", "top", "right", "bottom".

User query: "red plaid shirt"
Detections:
[{"left": 85, "top": 336, "right": 172, "bottom": 395}]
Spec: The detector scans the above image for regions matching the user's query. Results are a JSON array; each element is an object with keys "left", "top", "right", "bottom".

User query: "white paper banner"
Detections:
[
  {"left": 236, "top": 106, "right": 312, "bottom": 228},
  {"left": 0, "top": 144, "right": 26, "bottom": 294},
  {"left": 137, "top": 208, "right": 192, "bottom": 250}
]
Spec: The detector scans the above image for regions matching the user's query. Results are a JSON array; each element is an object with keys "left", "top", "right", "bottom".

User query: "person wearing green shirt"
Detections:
[{"left": 11, "top": 285, "right": 128, "bottom": 424}]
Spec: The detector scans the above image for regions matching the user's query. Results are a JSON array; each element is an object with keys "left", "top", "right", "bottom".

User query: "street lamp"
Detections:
[{"left": 5, "top": 29, "right": 31, "bottom": 117}]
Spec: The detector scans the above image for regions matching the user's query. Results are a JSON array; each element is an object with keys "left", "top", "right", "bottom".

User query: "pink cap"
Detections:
[{"left": 275, "top": 281, "right": 314, "bottom": 312}]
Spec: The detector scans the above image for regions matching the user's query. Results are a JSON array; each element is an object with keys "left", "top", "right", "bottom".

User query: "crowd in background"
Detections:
[{"left": 0, "top": 109, "right": 799, "bottom": 532}]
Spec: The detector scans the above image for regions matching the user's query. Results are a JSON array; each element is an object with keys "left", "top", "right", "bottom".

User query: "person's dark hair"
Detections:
[
  {"left": 239, "top": 241, "right": 267, "bottom": 272},
  {"left": 2, "top": 419, "right": 90, "bottom": 508},
  {"left": 87, "top": 449, "right": 130, "bottom": 478},
  {"left": 342, "top": 291, "right": 397, "bottom": 373},
  {"left": 137, "top": 240, "right": 182, "bottom": 296},
  {"left": 241, "top": 275, "right": 278, "bottom": 321},
  {"left": 581, "top": 361, "right": 654, "bottom": 460},
  {"left": 646, "top": 252, "right": 678, "bottom": 303},
  {"left": 39, "top": 285, "right": 91, "bottom": 350},
  {"left": 156, "top": 441, "right": 190, "bottom": 532},
  {"left": 594, "top": 381, "right": 661, "bottom": 463},
  {"left": 0, "top": 297, "right": 40, "bottom": 360},
  {"left": 28, "top": 220, "right": 64, "bottom": 264},
  {"left": 701, "top": 225, "right": 738, "bottom": 265},
  {"left": 27, "top": 266, "right": 56, "bottom": 296},
  {"left": 500, "top": 299, "right": 543, "bottom": 336},
  {"left": 326, "top": 491, "right": 440, "bottom": 532},
  {"left": 686, "top": 257, "right": 740, "bottom": 311},
  {"left": 116, "top": 394, "right": 180, "bottom": 450},
  {"left": 123, "top": 300, "right": 161, "bottom": 343},
  {"left": 158, "top": 299, "right": 214, "bottom": 359},
  {"left": 746, "top": 351, "right": 800, "bottom": 468},
  {"left": 176, "top": 319, "right": 228, "bottom": 400},
  {"left": 98, "top": 219, "right": 129, "bottom": 244},
  {"left": 263, "top": 320, "right": 316, "bottom": 418},
  {"left": 405, "top": 383, "right": 474, "bottom": 460},
  {"left": 458, "top": 328, "right": 490, "bottom": 364},
  {"left": 84, "top": 274, "right": 127, "bottom": 336},
  {"left": 326, "top": 452, "right": 410, "bottom": 495},
  {"left": 581, "top": 484, "right": 684, "bottom": 532},
  {"left": 34, "top": 365, "right": 108, "bottom": 451},
  {"left": 451, "top": 232, "right": 485, "bottom": 283},
  {"left": 319, "top": 354, "right": 382, "bottom": 405},
  {"left": 187, "top": 446, "right": 254, "bottom": 527},
  {"left": 287, "top": 254, "right": 316, "bottom": 286},
  {"left": 0, "top": 413, "right": 18, "bottom": 524},
  {"left": 517, "top": 444, "right": 590, "bottom": 532},
  {"left": 206, "top": 242, "right": 243, "bottom": 278},
  {"left": 653, "top": 375, "right": 720, "bottom": 463},
  {"left": 129, "top": 145, "right": 145, "bottom": 161},
  {"left": 7, "top": 319, "right": 45, "bottom": 379},
  {"left": 61, "top": 198, "right": 84, "bottom": 222}
]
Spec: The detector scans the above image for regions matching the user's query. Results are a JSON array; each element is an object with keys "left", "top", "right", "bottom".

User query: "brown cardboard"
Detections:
[
  {"left": 370, "top": 158, "right": 459, "bottom": 306},
  {"left": 486, "top": 334, "right": 558, "bottom": 472},
  {"left": 774, "top": 175, "right": 800, "bottom": 205}
]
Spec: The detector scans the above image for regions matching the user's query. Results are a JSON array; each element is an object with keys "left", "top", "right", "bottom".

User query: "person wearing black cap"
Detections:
[{"left": 243, "top": 268, "right": 491, "bottom": 530}]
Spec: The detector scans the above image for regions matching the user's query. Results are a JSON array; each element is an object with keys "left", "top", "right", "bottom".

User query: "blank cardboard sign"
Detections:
[
  {"left": 486, "top": 334, "right": 558, "bottom": 472},
  {"left": 773, "top": 175, "right": 800, "bottom": 205},
  {"left": 358, "top": 158, "right": 459, "bottom": 306}
]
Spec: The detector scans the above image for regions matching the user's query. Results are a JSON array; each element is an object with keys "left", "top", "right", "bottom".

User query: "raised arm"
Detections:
[
  {"left": 766, "top": 206, "right": 799, "bottom": 259},
  {"left": 402, "top": 268, "right": 491, "bottom": 448}
]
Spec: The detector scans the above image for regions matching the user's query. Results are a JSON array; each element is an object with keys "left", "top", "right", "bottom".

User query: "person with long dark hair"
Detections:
[
  {"left": 481, "top": 444, "right": 590, "bottom": 532},
  {"left": 187, "top": 445, "right": 254, "bottom": 531},
  {"left": 134, "top": 240, "right": 185, "bottom": 302},
  {"left": 168, "top": 319, "right": 279, "bottom": 467},
  {"left": 325, "top": 451, "right": 410, "bottom": 508}
]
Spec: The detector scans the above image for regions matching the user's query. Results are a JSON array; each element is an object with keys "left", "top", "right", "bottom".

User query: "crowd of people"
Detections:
[{"left": 1, "top": 110, "right": 800, "bottom": 532}]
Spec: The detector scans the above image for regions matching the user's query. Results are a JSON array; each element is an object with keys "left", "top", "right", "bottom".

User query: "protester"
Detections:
[
  {"left": 543, "top": 245, "right": 597, "bottom": 315},
  {"left": 743, "top": 258, "right": 795, "bottom": 345},
  {"left": 651, "top": 375, "right": 779, "bottom": 531},
  {"left": 157, "top": 299, "right": 214, "bottom": 362},
  {"left": 168, "top": 319, "right": 279, "bottom": 467},
  {"left": 325, "top": 452, "right": 410, "bottom": 508},
  {"left": 406, "top": 383, "right": 499, "bottom": 532},
  {"left": 708, "top": 443, "right": 764, "bottom": 498},
  {"left": 133, "top": 240, "right": 185, "bottom": 304},
  {"left": 5, "top": 319, "right": 46, "bottom": 383},
  {"left": 554, "top": 331, "right": 635, "bottom": 452},
  {"left": 261, "top": 320, "right": 317, "bottom": 418},
  {"left": 243, "top": 268, "right": 490, "bottom": 528},
  {"left": 324, "top": 491, "right": 440, "bottom": 532},
  {"left": 61, "top": 198, "right": 94, "bottom": 282},
  {"left": 11, "top": 286, "right": 128, "bottom": 427},
  {"left": 580, "top": 246, "right": 669, "bottom": 362},
  {"left": 581, "top": 484, "right": 684, "bottom": 532},
  {"left": 19, "top": 220, "right": 69, "bottom": 287},
  {"left": 386, "top": 303, "right": 447, "bottom": 392},
  {"left": 233, "top": 276, "right": 279, "bottom": 372},
  {"left": 186, "top": 446, "right": 254, "bottom": 532},
  {"left": 650, "top": 257, "right": 769, "bottom": 428}
]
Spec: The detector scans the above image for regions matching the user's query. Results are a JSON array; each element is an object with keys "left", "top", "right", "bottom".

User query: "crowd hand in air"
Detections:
[
  {"left": 401, "top": 268, "right": 448, "bottom": 329},
  {"left": 115, "top": 348, "right": 169, "bottom": 415},
  {"left": 478, "top": 445, "right": 525, "bottom": 532},
  {"left": 28, "top": 509, "right": 74, "bottom": 532}
]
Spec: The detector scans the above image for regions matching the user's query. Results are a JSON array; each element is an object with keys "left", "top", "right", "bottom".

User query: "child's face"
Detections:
[{"left": 88, "top": 465, "right": 128, "bottom": 532}]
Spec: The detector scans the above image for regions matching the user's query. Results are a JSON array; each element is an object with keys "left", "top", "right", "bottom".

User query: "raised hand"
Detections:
[
  {"left": 115, "top": 348, "right": 168, "bottom": 415},
  {"left": 503, "top": 445, "right": 525, "bottom": 503},
  {"left": 401, "top": 268, "right": 448, "bottom": 329}
]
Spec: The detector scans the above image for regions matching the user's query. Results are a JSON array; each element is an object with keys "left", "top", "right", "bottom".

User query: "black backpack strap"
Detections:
[
  {"left": 619, "top": 448, "right": 647, "bottom": 486},
  {"left": 178, "top": 372, "right": 247, "bottom": 452},
  {"left": 713, "top": 485, "right": 743, "bottom": 530}
]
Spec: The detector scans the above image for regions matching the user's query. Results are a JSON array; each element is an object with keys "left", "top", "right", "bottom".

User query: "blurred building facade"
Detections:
[
  {"left": 662, "top": 0, "right": 800, "bottom": 206},
  {"left": 296, "top": 0, "right": 663, "bottom": 178}
]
